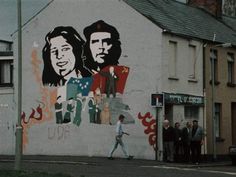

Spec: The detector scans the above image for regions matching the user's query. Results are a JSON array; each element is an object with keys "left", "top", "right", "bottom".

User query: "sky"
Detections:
[{"left": 0, "top": 0, "right": 51, "bottom": 41}]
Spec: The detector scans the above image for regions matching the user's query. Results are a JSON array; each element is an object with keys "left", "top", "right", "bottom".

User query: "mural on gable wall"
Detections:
[
  {"left": 38, "top": 20, "right": 135, "bottom": 128},
  {"left": 19, "top": 20, "right": 158, "bottom": 152}
]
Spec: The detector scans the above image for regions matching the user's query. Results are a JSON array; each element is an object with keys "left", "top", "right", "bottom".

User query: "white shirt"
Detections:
[{"left": 116, "top": 120, "right": 123, "bottom": 136}]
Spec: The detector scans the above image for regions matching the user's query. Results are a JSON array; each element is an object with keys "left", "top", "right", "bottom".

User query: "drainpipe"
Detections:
[{"left": 203, "top": 42, "right": 207, "bottom": 157}]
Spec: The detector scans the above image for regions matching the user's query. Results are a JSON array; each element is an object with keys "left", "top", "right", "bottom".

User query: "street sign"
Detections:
[
  {"left": 164, "top": 93, "right": 204, "bottom": 106},
  {"left": 151, "top": 93, "right": 164, "bottom": 107}
]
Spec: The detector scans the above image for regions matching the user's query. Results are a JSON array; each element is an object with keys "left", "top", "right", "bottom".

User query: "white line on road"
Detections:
[{"left": 140, "top": 166, "right": 236, "bottom": 176}]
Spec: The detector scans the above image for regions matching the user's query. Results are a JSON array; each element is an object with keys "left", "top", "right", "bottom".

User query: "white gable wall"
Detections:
[{"left": 11, "top": 0, "right": 163, "bottom": 159}]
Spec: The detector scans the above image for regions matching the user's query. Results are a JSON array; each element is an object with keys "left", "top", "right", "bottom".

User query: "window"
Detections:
[
  {"left": 188, "top": 45, "right": 196, "bottom": 79},
  {"left": 0, "top": 43, "right": 12, "bottom": 51},
  {"left": 184, "top": 106, "right": 199, "bottom": 120},
  {"left": 227, "top": 53, "right": 235, "bottom": 84},
  {"left": 168, "top": 41, "right": 177, "bottom": 78},
  {"left": 215, "top": 103, "right": 221, "bottom": 138},
  {"left": 0, "top": 60, "right": 13, "bottom": 87},
  {"left": 210, "top": 49, "right": 218, "bottom": 83}
]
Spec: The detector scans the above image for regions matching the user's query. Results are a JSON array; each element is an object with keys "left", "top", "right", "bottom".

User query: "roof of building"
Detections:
[
  {"left": 222, "top": 15, "right": 236, "bottom": 32},
  {"left": 124, "top": 0, "right": 236, "bottom": 46}
]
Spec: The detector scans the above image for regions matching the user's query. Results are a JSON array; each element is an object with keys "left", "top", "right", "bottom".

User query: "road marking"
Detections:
[{"left": 140, "top": 166, "right": 236, "bottom": 176}]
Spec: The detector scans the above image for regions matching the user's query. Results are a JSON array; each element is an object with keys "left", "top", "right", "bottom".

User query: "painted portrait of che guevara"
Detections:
[{"left": 83, "top": 20, "right": 122, "bottom": 74}]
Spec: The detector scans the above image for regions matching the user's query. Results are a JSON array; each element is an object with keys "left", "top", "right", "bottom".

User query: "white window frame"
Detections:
[
  {"left": 0, "top": 56, "right": 13, "bottom": 87},
  {"left": 168, "top": 41, "right": 178, "bottom": 79},
  {"left": 227, "top": 53, "right": 235, "bottom": 84}
]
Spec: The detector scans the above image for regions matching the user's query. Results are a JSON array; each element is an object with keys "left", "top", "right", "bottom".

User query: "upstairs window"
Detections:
[
  {"left": 188, "top": 45, "right": 196, "bottom": 79},
  {"left": 210, "top": 49, "right": 218, "bottom": 84},
  {"left": 227, "top": 53, "right": 235, "bottom": 85},
  {"left": 168, "top": 41, "right": 178, "bottom": 79}
]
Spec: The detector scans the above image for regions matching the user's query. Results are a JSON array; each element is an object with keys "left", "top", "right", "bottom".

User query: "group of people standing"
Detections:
[{"left": 163, "top": 119, "right": 204, "bottom": 164}]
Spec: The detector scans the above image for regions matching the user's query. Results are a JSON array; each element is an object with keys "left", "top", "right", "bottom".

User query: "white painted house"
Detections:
[
  {"left": 0, "top": 39, "right": 15, "bottom": 154},
  {"left": 2, "top": 0, "right": 209, "bottom": 159}
]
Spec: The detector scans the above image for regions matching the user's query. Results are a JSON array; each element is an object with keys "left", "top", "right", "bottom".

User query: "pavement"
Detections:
[{"left": 0, "top": 155, "right": 232, "bottom": 168}]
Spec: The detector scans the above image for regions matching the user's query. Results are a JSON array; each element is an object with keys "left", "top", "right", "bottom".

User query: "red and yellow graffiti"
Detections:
[
  {"left": 138, "top": 112, "right": 157, "bottom": 151},
  {"left": 21, "top": 49, "right": 57, "bottom": 150},
  {"left": 21, "top": 104, "right": 43, "bottom": 124}
]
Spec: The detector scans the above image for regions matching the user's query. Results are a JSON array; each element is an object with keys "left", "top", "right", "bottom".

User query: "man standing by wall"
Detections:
[
  {"left": 174, "top": 122, "right": 182, "bottom": 162},
  {"left": 182, "top": 121, "right": 192, "bottom": 162},
  {"left": 190, "top": 120, "right": 204, "bottom": 165},
  {"left": 163, "top": 120, "right": 175, "bottom": 162}
]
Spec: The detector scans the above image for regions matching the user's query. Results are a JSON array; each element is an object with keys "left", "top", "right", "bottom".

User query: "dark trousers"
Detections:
[
  {"left": 174, "top": 141, "right": 182, "bottom": 162},
  {"left": 190, "top": 141, "right": 201, "bottom": 163},
  {"left": 182, "top": 142, "right": 190, "bottom": 162},
  {"left": 163, "top": 141, "right": 174, "bottom": 162}
]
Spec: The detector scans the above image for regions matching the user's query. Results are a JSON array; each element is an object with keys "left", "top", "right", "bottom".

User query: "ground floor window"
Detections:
[
  {"left": 184, "top": 106, "right": 199, "bottom": 120},
  {"left": 215, "top": 103, "right": 221, "bottom": 138}
]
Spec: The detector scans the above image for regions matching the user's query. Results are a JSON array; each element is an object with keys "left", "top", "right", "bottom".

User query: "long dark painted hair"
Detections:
[
  {"left": 42, "top": 26, "right": 91, "bottom": 87},
  {"left": 83, "top": 20, "right": 121, "bottom": 72}
]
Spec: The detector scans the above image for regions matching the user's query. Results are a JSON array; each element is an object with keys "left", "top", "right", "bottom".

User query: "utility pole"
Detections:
[{"left": 15, "top": 0, "right": 23, "bottom": 170}]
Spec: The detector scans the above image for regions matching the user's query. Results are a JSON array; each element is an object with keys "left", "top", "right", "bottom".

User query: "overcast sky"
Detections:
[{"left": 0, "top": 0, "right": 51, "bottom": 41}]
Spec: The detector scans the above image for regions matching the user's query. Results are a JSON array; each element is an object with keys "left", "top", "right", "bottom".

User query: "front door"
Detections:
[{"left": 231, "top": 103, "right": 236, "bottom": 144}]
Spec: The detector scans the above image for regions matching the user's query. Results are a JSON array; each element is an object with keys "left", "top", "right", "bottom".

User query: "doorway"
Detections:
[
  {"left": 231, "top": 103, "right": 236, "bottom": 144},
  {"left": 165, "top": 104, "right": 173, "bottom": 125}
]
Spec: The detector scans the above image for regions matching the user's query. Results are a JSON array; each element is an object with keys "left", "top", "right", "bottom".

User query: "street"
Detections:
[{"left": 0, "top": 156, "right": 235, "bottom": 177}]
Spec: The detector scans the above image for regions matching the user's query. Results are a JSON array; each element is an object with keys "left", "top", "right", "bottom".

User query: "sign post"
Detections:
[{"left": 151, "top": 93, "right": 164, "bottom": 161}]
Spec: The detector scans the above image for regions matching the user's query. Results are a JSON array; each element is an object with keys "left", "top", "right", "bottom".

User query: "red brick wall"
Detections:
[{"left": 188, "top": 0, "right": 222, "bottom": 17}]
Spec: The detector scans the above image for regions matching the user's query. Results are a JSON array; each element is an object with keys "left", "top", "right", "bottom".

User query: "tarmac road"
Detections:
[{"left": 0, "top": 156, "right": 235, "bottom": 177}]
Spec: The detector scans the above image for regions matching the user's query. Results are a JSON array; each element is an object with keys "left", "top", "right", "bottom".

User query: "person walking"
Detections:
[
  {"left": 108, "top": 114, "right": 133, "bottom": 160},
  {"left": 190, "top": 120, "right": 204, "bottom": 164},
  {"left": 182, "top": 121, "right": 192, "bottom": 162},
  {"left": 163, "top": 119, "right": 175, "bottom": 162}
]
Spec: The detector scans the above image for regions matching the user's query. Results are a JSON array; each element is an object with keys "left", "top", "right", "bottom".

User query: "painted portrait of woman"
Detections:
[{"left": 42, "top": 26, "right": 91, "bottom": 87}]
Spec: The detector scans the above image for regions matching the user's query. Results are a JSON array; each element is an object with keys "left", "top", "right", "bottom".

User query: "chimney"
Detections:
[{"left": 188, "top": 0, "right": 222, "bottom": 18}]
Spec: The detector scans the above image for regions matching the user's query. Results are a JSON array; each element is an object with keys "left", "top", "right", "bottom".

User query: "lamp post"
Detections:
[{"left": 15, "top": 0, "right": 23, "bottom": 170}]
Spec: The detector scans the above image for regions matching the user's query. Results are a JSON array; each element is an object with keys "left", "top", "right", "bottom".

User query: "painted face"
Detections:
[
  {"left": 57, "top": 96, "right": 62, "bottom": 103},
  {"left": 50, "top": 36, "right": 76, "bottom": 77},
  {"left": 109, "top": 66, "right": 114, "bottom": 74},
  {"left": 90, "top": 32, "right": 112, "bottom": 64}
]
